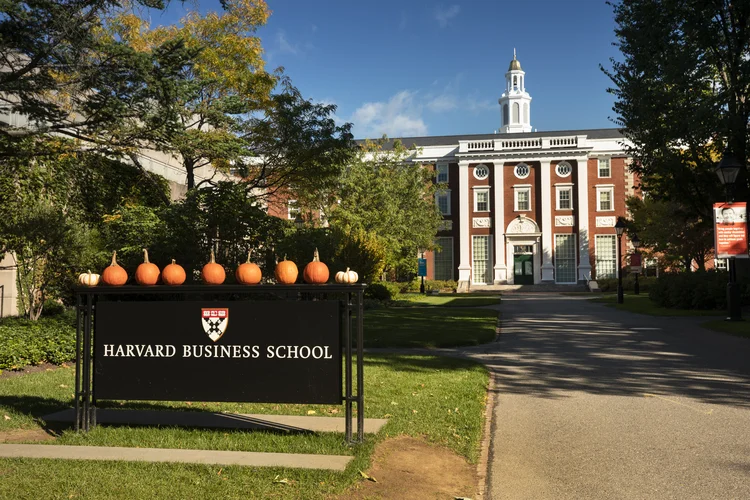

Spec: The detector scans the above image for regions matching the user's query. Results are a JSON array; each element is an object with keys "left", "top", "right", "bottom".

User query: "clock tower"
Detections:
[{"left": 498, "top": 50, "right": 532, "bottom": 133}]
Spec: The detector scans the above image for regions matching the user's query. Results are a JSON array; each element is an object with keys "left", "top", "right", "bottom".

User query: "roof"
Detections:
[{"left": 357, "top": 128, "right": 625, "bottom": 150}]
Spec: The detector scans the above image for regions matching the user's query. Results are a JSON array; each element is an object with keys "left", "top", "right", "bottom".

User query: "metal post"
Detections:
[
  {"left": 634, "top": 272, "right": 640, "bottom": 295},
  {"left": 74, "top": 293, "right": 82, "bottom": 431},
  {"left": 617, "top": 236, "right": 624, "bottom": 304},
  {"left": 344, "top": 292, "right": 353, "bottom": 443},
  {"left": 420, "top": 275, "right": 425, "bottom": 294},
  {"left": 728, "top": 257, "right": 742, "bottom": 321},
  {"left": 82, "top": 293, "right": 93, "bottom": 431},
  {"left": 356, "top": 288, "right": 364, "bottom": 442}
]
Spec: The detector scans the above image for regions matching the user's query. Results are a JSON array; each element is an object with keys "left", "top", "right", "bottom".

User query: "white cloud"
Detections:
[
  {"left": 276, "top": 30, "right": 300, "bottom": 55},
  {"left": 351, "top": 91, "right": 428, "bottom": 138},
  {"left": 427, "top": 94, "right": 458, "bottom": 112},
  {"left": 434, "top": 5, "right": 460, "bottom": 28}
]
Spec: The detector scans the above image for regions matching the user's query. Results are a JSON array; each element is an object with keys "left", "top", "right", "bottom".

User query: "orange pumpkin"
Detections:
[
  {"left": 303, "top": 248, "right": 329, "bottom": 284},
  {"left": 236, "top": 251, "right": 262, "bottom": 285},
  {"left": 135, "top": 248, "right": 160, "bottom": 285},
  {"left": 162, "top": 259, "right": 186, "bottom": 286},
  {"left": 275, "top": 255, "right": 298, "bottom": 284},
  {"left": 101, "top": 251, "right": 128, "bottom": 286},
  {"left": 201, "top": 250, "right": 226, "bottom": 285}
]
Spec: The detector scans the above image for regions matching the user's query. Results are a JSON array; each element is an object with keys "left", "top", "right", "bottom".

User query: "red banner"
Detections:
[{"left": 714, "top": 202, "right": 749, "bottom": 258}]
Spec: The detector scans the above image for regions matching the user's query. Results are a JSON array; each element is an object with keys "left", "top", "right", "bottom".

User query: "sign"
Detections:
[
  {"left": 714, "top": 202, "right": 749, "bottom": 259},
  {"left": 94, "top": 301, "right": 341, "bottom": 404},
  {"left": 417, "top": 258, "right": 427, "bottom": 277},
  {"left": 630, "top": 253, "right": 642, "bottom": 273}
]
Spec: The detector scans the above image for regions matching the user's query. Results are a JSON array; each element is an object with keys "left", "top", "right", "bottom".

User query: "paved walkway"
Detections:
[{"left": 466, "top": 294, "right": 750, "bottom": 500}]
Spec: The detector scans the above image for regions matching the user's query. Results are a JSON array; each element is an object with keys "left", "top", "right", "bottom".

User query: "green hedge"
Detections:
[
  {"left": 597, "top": 276, "right": 658, "bottom": 293},
  {"left": 0, "top": 316, "right": 76, "bottom": 371},
  {"left": 399, "top": 279, "right": 458, "bottom": 293},
  {"left": 648, "top": 271, "right": 750, "bottom": 310}
]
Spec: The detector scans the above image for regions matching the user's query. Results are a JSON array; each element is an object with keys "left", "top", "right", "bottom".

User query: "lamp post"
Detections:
[
  {"left": 631, "top": 233, "right": 641, "bottom": 295},
  {"left": 715, "top": 149, "right": 743, "bottom": 321},
  {"left": 615, "top": 217, "right": 626, "bottom": 304},
  {"left": 294, "top": 213, "right": 304, "bottom": 231}
]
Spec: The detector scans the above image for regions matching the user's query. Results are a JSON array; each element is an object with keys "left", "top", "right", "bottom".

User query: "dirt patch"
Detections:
[
  {"left": 0, "top": 363, "right": 64, "bottom": 380},
  {"left": 0, "top": 428, "right": 56, "bottom": 443},
  {"left": 337, "top": 436, "right": 476, "bottom": 500}
]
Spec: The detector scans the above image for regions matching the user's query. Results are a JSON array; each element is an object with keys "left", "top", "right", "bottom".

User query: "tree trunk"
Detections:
[{"left": 185, "top": 157, "right": 195, "bottom": 190}]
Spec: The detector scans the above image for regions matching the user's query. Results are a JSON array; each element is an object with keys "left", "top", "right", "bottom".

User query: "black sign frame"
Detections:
[{"left": 74, "top": 284, "right": 365, "bottom": 443}]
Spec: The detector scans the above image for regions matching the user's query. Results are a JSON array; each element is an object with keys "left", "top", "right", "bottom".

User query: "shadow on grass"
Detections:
[{"left": 362, "top": 354, "right": 480, "bottom": 373}]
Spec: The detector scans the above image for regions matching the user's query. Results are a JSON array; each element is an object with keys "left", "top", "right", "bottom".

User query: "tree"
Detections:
[
  {"left": 602, "top": 0, "right": 750, "bottom": 263},
  {"left": 327, "top": 138, "right": 442, "bottom": 277},
  {"left": 626, "top": 196, "right": 714, "bottom": 271},
  {"left": 0, "top": 0, "right": 193, "bottom": 159},
  {"left": 111, "top": 2, "right": 354, "bottom": 195}
]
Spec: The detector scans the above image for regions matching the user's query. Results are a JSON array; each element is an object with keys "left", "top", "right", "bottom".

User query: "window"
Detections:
[
  {"left": 434, "top": 237, "right": 454, "bottom": 280},
  {"left": 556, "top": 186, "right": 573, "bottom": 210},
  {"left": 287, "top": 200, "right": 300, "bottom": 220},
  {"left": 436, "top": 190, "right": 451, "bottom": 215},
  {"left": 514, "top": 163, "right": 530, "bottom": 179},
  {"left": 474, "top": 164, "right": 489, "bottom": 180},
  {"left": 556, "top": 161, "right": 572, "bottom": 177},
  {"left": 472, "top": 236, "right": 491, "bottom": 284},
  {"left": 436, "top": 164, "right": 449, "bottom": 183},
  {"left": 595, "top": 235, "right": 617, "bottom": 279},
  {"left": 716, "top": 258, "right": 728, "bottom": 271},
  {"left": 597, "top": 187, "right": 614, "bottom": 211},
  {"left": 503, "top": 104, "right": 509, "bottom": 126},
  {"left": 555, "top": 234, "right": 577, "bottom": 283},
  {"left": 512, "top": 102, "right": 520, "bottom": 123},
  {"left": 474, "top": 189, "right": 490, "bottom": 212},
  {"left": 598, "top": 158, "right": 611, "bottom": 178},
  {"left": 514, "top": 187, "right": 531, "bottom": 211}
]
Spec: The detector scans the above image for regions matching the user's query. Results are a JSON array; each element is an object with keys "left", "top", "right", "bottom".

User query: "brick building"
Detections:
[{"left": 407, "top": 53, "right": 637, "bottom": 290}]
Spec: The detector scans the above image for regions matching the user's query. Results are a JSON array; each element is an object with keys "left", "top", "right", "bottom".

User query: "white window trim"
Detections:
[
  {"left": 287, "top": 199, "right": 299, "bottom": 220},
  {"left": 556, "top": 185, "right": 574, "bottom": 211},
  {"left": 514, "top": 163, "right": 530, "bottom": 180},
  {"left": 556, "top": 161, "right": 572, "bottom": 178},
  {"left": 596, "top": 185, "right": 615, "bottom": 212},
  {"left": 554, "top": 233, "right": 578, "bottom": 284},
  {"left": 474, "top": 164, "right": 490, "bottom": 180},
  {"left": 513, "top": 185, "right": 531, "bottom": 212},
  {"left": 434, "top": 236, "right": 454, "bottom": 281},
  {"left": 474, "top": 187, "right": 491, "bottom": 212},
  {"left": 437, "top": 163, "right": 449, "bottom": 183},
  {"left": 598, "top": 157, "right": 612, "bottom": 178},
  {"left": 436, "top": 189, "right": 451, "bottom": 216},
  {"left": 471, "top": 235, "right": 493, "bottom": 285}
]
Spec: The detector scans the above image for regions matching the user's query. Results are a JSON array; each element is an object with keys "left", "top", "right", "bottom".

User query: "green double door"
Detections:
[{"left": 514, "top": 254, "right": 534, "bottom": 285}]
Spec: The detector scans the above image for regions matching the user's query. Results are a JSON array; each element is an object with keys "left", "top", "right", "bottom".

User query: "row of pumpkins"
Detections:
[{"left": 78, "top": 249, "right": 359, "bottom": 287}]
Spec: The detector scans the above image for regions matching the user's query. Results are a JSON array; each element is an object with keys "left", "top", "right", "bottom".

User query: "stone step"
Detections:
[
  {"left": 0, "top": 444, "right": 352, "bottom": 470},
  {"left": 43, "top": 408, "right": 388, "bottom": 434}
]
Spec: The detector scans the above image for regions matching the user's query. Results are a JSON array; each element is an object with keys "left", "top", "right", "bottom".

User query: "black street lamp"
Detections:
[
  {"left": 631, "top": 233, "right": 641, "bottom": 295},
  {"left": 615, "top": 217, "right": 627, "bottom": 304},
  {"left": 715, "top": 149, "right": 743, "bottom": 321},
  {"left": 294, "top": 213, "right": 304, "bottom": 231}
]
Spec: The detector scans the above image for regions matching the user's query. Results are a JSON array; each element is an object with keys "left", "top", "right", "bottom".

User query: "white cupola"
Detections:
[{"left": 498, "top": 49, "right": 532, "bottom": 133}]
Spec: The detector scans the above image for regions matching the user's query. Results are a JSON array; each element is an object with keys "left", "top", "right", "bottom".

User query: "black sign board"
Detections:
[{"left": 94, "top": 301, "right": 341, "bottom": 404}]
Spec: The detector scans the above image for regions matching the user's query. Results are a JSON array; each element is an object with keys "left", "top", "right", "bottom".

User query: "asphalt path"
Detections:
[{"left": 472, "top": 294, "right": 750, "bottom": 500}]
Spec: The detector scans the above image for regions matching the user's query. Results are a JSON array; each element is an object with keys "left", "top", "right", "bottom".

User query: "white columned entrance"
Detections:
[
  {"left": 457, "top": 161, "right": 472, "bottom": 290},
  {"left": 493, "top": 162, "right": 507, "bottom": 283},
  {"left": 576, "top": 156, "right": 592, "bottom": 282},
  {"left": 540, "top": 160, "right": 554, "bottom": 282}
]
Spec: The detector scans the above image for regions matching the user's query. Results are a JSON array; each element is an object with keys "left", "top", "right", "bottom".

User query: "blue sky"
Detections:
[{"left": 154, "top": 1, "right": 623, "bottom": 139}]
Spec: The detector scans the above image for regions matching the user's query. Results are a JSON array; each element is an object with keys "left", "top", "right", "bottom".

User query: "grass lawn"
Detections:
[
  {"left": 699, "top": 319, "right": 750, "bottom": 339},
  {"left": 590, "top": 294, "right": 727, "bottom": 317},
  {"left": 393, "top": 293, "right": 501, "bottom": 308},
  {"left": 364, "top": 307, "right": 499, "bottom": 348},
  {"left": 0, "top": 354, "right": 488, "bottom": 499}
]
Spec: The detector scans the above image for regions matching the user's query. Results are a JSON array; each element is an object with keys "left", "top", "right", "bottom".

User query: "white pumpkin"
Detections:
[
  {"left": 78, "top": 270, "right": 100, "bottom": 287},
  {"left": 335, "top": 268, "right": 359, "bottom": 284}
]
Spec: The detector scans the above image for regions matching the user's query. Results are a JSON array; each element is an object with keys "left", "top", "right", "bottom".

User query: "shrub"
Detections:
[
  {"left": 426, "top": 280, "right": 457, "bottom": 292},
  {"left": 649, "top": 271, "right": 739, "bottom": 310},
  {"left": 597, "top": 275, "right": 657, "bottom": 293},
  {"left": 0, "top": 315, "right": 76, "bottom": 370},
  {"left": 365, "top": 281, "right": 401, "bottom": 301}
]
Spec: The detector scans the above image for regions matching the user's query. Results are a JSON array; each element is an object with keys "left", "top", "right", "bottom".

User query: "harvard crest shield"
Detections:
[{"left": 201, "top": 308, "right": 229, "bottom": 342}]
